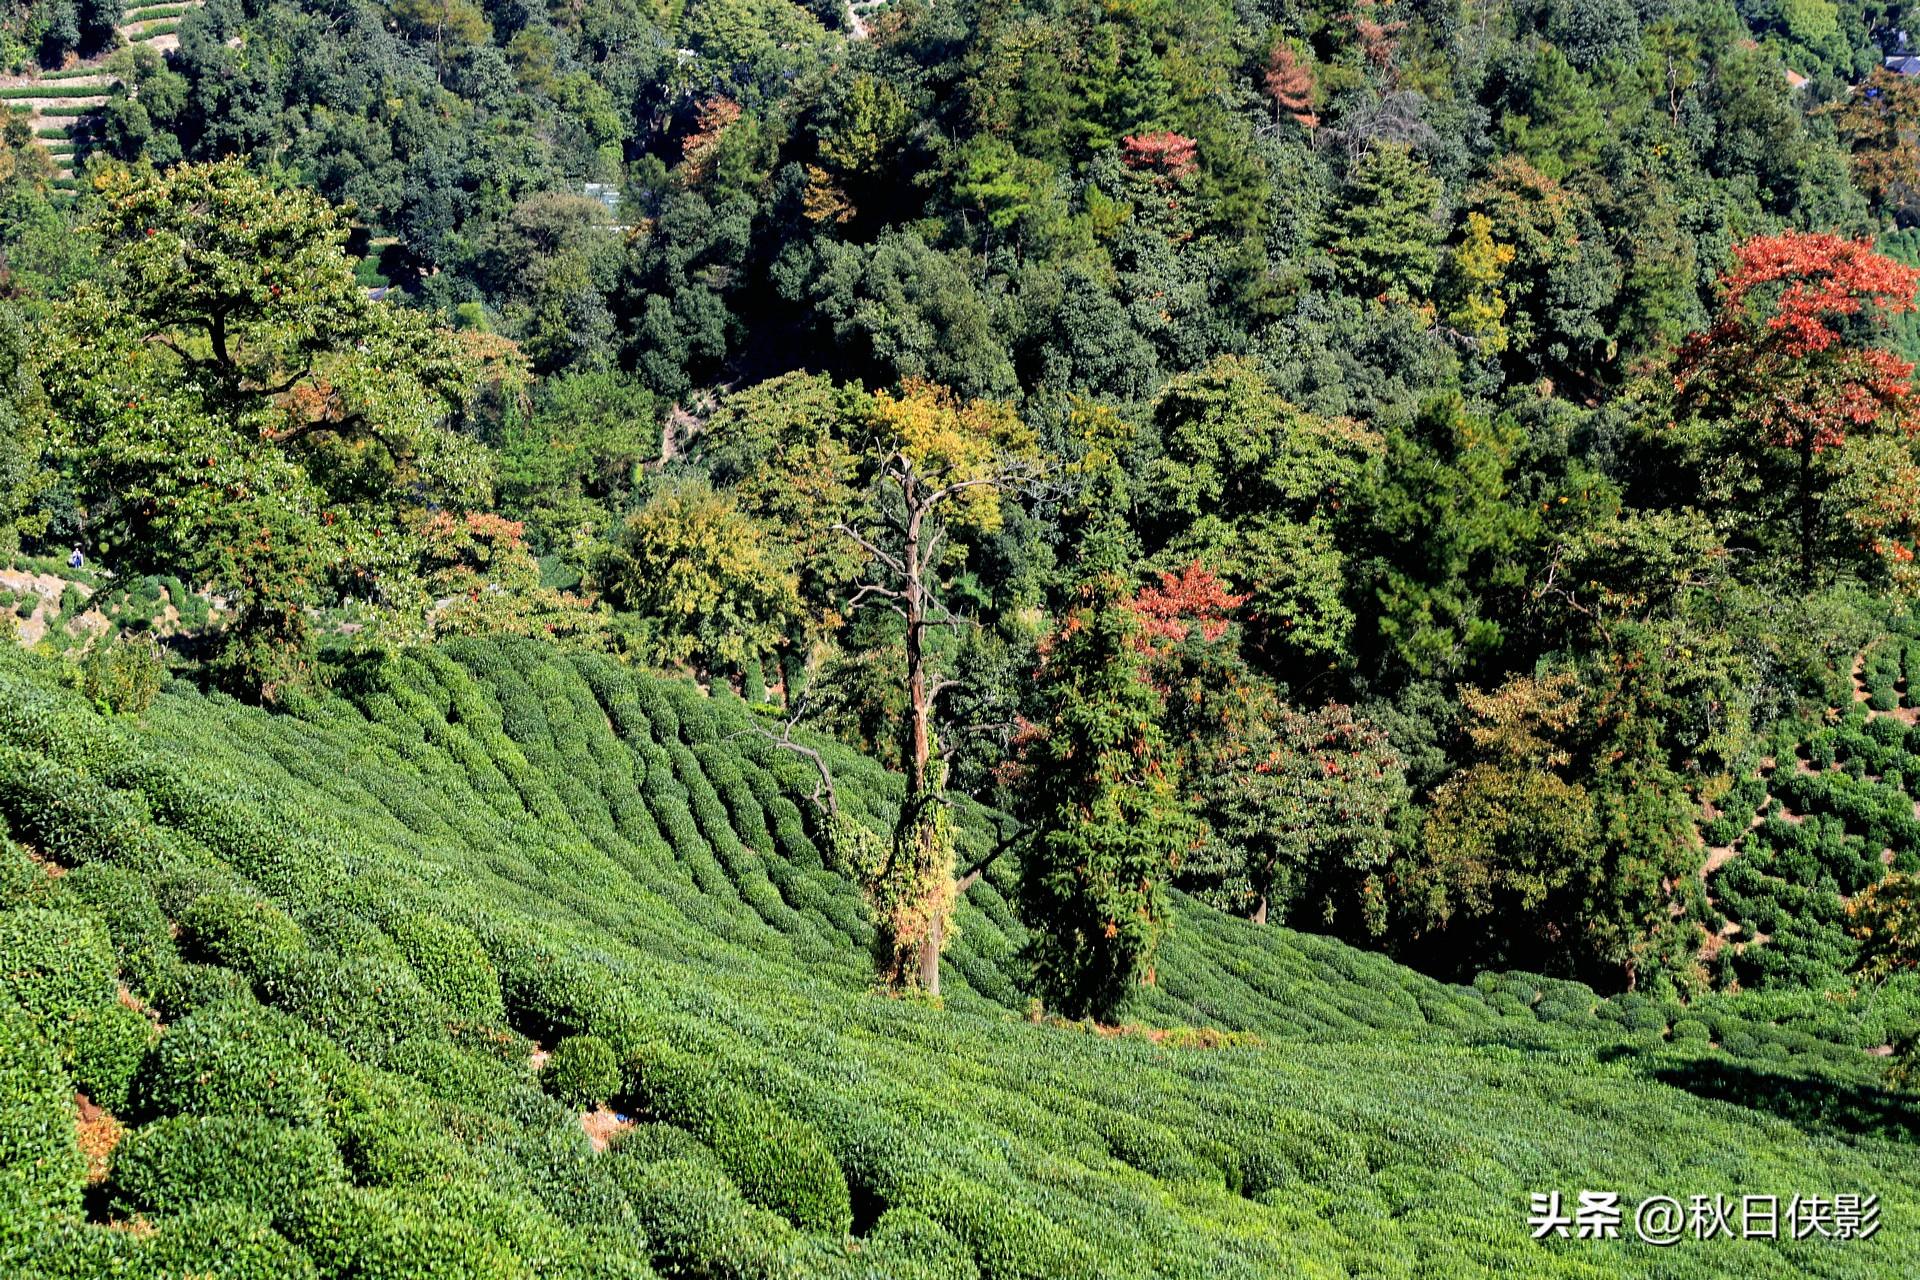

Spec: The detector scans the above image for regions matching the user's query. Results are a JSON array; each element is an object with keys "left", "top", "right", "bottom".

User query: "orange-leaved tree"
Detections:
[{"left": 1671, "top": 231, "right": 1920, "bottom": 588}]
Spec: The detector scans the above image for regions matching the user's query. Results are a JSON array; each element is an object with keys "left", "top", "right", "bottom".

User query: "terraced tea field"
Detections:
[
  {"left": 1, "top": 0, "right": 204, "bottom": 187},
  {"left": 0, "top": 637, "right": 1915, "bottom": 1278}
]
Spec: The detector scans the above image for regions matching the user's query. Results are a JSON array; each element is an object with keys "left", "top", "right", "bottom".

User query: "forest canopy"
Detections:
[{"left": 4, "top": 0, "right": 1920, "bottom": 1026}]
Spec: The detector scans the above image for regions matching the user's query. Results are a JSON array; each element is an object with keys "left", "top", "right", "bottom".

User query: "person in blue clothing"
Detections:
[{"left": 67, "top": 546, "right": 84, "bottom": 570}]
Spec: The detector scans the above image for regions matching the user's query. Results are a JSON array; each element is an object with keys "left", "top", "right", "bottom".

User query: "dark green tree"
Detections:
[
  {"left": 38, "top": 161, "right": 513, "bottom": 700},
  {"left": 1014, "top": 560, "right": 1194, "bottom": 1020},
  {"left": 0, "top": 304, "right": 50, "bottom": 561}
]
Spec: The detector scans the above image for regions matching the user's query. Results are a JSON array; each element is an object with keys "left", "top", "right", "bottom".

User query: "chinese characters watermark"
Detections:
[{"left": 1528, "top": 1192, "right": 1881, "bottom": 1246}]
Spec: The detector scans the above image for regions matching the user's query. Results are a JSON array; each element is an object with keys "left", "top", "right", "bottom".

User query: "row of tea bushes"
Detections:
[{"left": 0, "top": 639, "right": 1914, "bottom": 1278}]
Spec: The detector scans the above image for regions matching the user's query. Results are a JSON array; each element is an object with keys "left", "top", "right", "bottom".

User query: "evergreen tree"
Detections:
[
  {"left": 1321, "top": 144, "right": 1443, "bottom": 303},
  {"left": 1014, "top": 552, "right": 1194, "bottom": 1021}
]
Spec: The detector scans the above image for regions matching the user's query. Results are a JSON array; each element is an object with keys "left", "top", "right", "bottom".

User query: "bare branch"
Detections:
[
  {"left": 922, "top": 524, "right": 948, "bottom": 569},
  {"left": 922, "top": 475, "right": 1004, "bottom": 508},
  {"left": 833, "top": 522, "right": 905, "bottom": 577},
  {"left": 724, "top": 697, "right": 839, "bottom": 817},
  {"left": 956, "top": 825, "right": 1024, "bottom": 894}
]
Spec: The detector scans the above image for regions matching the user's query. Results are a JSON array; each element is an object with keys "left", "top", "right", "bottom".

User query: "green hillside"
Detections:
[{"left": 0, "top": 638, "right": 1915, "bottom": 1279}]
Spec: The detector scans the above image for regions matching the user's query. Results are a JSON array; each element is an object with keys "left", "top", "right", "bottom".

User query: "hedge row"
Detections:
[{"left": 1, "top": 638, "right": 1914, "bottom": 1279}]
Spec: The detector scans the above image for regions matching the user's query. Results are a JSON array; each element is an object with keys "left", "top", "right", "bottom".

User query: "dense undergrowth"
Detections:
[{"left": 0, "top": 637, "right": 1915, "bottom": 1278}]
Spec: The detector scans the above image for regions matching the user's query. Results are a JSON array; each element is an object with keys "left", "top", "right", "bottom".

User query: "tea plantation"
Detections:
[{"left": 0, "top": 637, "right": 1915, "bottom": 1278}]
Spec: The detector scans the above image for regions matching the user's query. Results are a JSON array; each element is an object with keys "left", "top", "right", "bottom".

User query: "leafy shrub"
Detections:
[
  {"left": 133, "top": 1000, "right": 327, "bottom": 1125},
  {"left": 615, "top": 1155, "right": 798, "bottom": 1278},
  {"left": 543, "top": 1034, "right": 621, "bottom": 1109},
  {"left": 67, "top": 1000, "right": 155, "bottom": 1112},
  {"left": 58, "top": 863, "right": 181, "bottom": 1008},
  {"left": 495, "top": 1121, "right": 637, "bottom": 1229},
  {"left": 158, "top": 962, "right": 251, "bottom": 1019},
  {"left": 0, "top": 907, "right": 118, "bottom": 1033},
  {"left": 606, "top": 1121, "right": 712, "bottom": 1168},
  {"left": 388, "top": 1036, "right": 528, "bottom": 1114},
  {"left": 897, "top": 1172, "right": 1098, "bottom": 1280},
  {"left": 144, "top": 1202, "right": 320, "bottom": 1280},
  {"left": 329, "top": 1079, "right": 481, "bottom": 1190},
  {"left": 625, "top": 1042, "right": 852, "bottom": 1235},
  {"left": 384, "top": 911, "right": 505, "bottom": 1027},
  {"left": 0, "top": 999, "right": 83, "bottom": 1246},
  {"left": 176, "top": 889, "right": 307, "bottom": 976},
  {"left": 106, "top": 1114, "right": 346, "bottom": 1216},
  {"left": 0, "top": 832, "right": 46, "bottom": 909},
  {"left": 1701, "top": 812, "right": 1743, "bottom": 847},
  {"left": 73, "top": 638, "right": 164, "bottom": 717},
  {"left": 275, "top": 1183, "right": 523, "bottom": 1280},
  {"left": 869, "top": 1207, "right": 982, "bottom": 1280},
  {"left": 254, "top": 950, "right": 443, "bottom": 1059}
]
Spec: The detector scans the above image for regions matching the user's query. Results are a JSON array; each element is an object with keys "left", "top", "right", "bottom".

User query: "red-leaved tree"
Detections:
[
  {"left": 1263, "top": 45, "right": 1318, "bottom": 129},
  {"left": 1121, "top": 132, "right": 1199, "bottom": 180},
  {"left": 1128, "top": 562, "right": 1246, "bottom": 651},
  {"left": 1672, "top": 231, "right": 1920, "bottom": 585}
]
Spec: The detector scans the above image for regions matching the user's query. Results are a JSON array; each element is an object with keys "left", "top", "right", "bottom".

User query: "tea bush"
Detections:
[
  {"left": 143, "top": 1203, "right": 319, "bottom": 1280},
  {"left": 0, "top": 998, "right": 83, "bottom": 1246},
  {"left": 543, "top": 1034, "right": 621, "bottom": 1109},
  {"left": 106, "top": 1113, "right": 347, "bottom": 1215},
  {"left": 626, "top": 1041, "right": 853, "bottom": 1235},
  {"left": 67, "top": 1000, "right": 154, "bottom": 1112},
  {"left": 176, "top": 888, "right": 307, "bottom": 976},
  {"left": 0, "top": 639, "right": 1915, "bottom": 1278},
  {"left": 382, "top": 910, "right": 506, "bottom": 1027},
  {"left": 133, "top": 1000, "right": 328, "bottom": 1124},
  {"left": 0, "top": 907, "right": 117, "bottom": 1031}
]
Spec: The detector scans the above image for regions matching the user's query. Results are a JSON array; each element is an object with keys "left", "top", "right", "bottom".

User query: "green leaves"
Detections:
[
  {"left": 40, "top": 160, "right": 518, "bottom": 701},
  {"left": 609, "top": 478, "right": 801, "bottom": 670},
  {"left": 1015, "top": 569, "right": 1192, "bottom": 1020}
]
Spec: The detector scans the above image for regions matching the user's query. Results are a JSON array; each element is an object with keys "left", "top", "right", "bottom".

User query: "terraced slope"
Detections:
[
  {"left": 0, "top": 638, "right": 1915, "bottom": 1279},
  {"left": 0, "top": 0, "right": 205, "bottom": 185},
  {"left": 1692, "top": 633, "right": 1920, "bottom": 995}
]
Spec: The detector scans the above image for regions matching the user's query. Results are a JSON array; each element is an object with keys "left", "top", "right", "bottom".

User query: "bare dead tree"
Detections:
[{"left": 834, "top": 440, "right": 1046, "bottom": 997}]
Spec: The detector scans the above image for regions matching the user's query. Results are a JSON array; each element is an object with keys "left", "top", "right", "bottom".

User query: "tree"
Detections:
[
  {"left": 388, "top": 0, "right": 492, "bottom": 84},
  {"left": 1188, "top": 694, "right": 1407, "bottom": 933},
  {"left": 1402, "top": 663, "right": 1702, "bottom": 990},
  {"left": 415, "top": 511, "right": 607, "bottom": 646},
  {"left": 1355, "top": 394, "right": 1539, "bottom": 680},
  {"left": 794, "top": 231, "right": 1018, "bottom": 400},
  {"left": 38, "top": 160, "right": 513, "bottom": 700},
  {"left": 1261, "top": 43, "right": 1317, "bottom": 129},
  {"left": 1439, "top": 212, "right": 1515, "bottom": 357},
  {"left": 1402, "top": 673, "right": 1600, "bottom": 974},
  {"left": 1463, "top": 156, "right": 1616, "bottom": 381},
  {"left": 1012, "top": 563, "right": 1193, "bottom": 1020},
  {"left": 1850, "top": 873, "right": 1920, "bottom": 1081},
  {"left": 1140, "top": 356, "right": 1381, "bottom": 672},
  {"left": 0, "top": 304, "right": 50, "bottom": 561},
  {"left": 694, "top": 371, "right": 865, "bottom": 661},
  {"left": 1134, "top": 564, "right": 1409, "bottom": 931},
  {"left": 1321, "top": 143, "right": 1442, "bottom": 303},
  {"left": 834, "top": 381, "right": 1041, "bottom": 996},
  {"left": 1671, "top": 231, "right": 1920, "bottom": 588},
  {"left": 1833, "top": 70, "right": 1920, "bottom": 220},
  {"left": 496, "top": 369, "right": 657, "bottom": 561},
  {"left": 608, "top": 479, "right": 800, "bottom": 671},
  {"left": 1496, "top": 46, "right": 1604, "bottom": 183}
]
